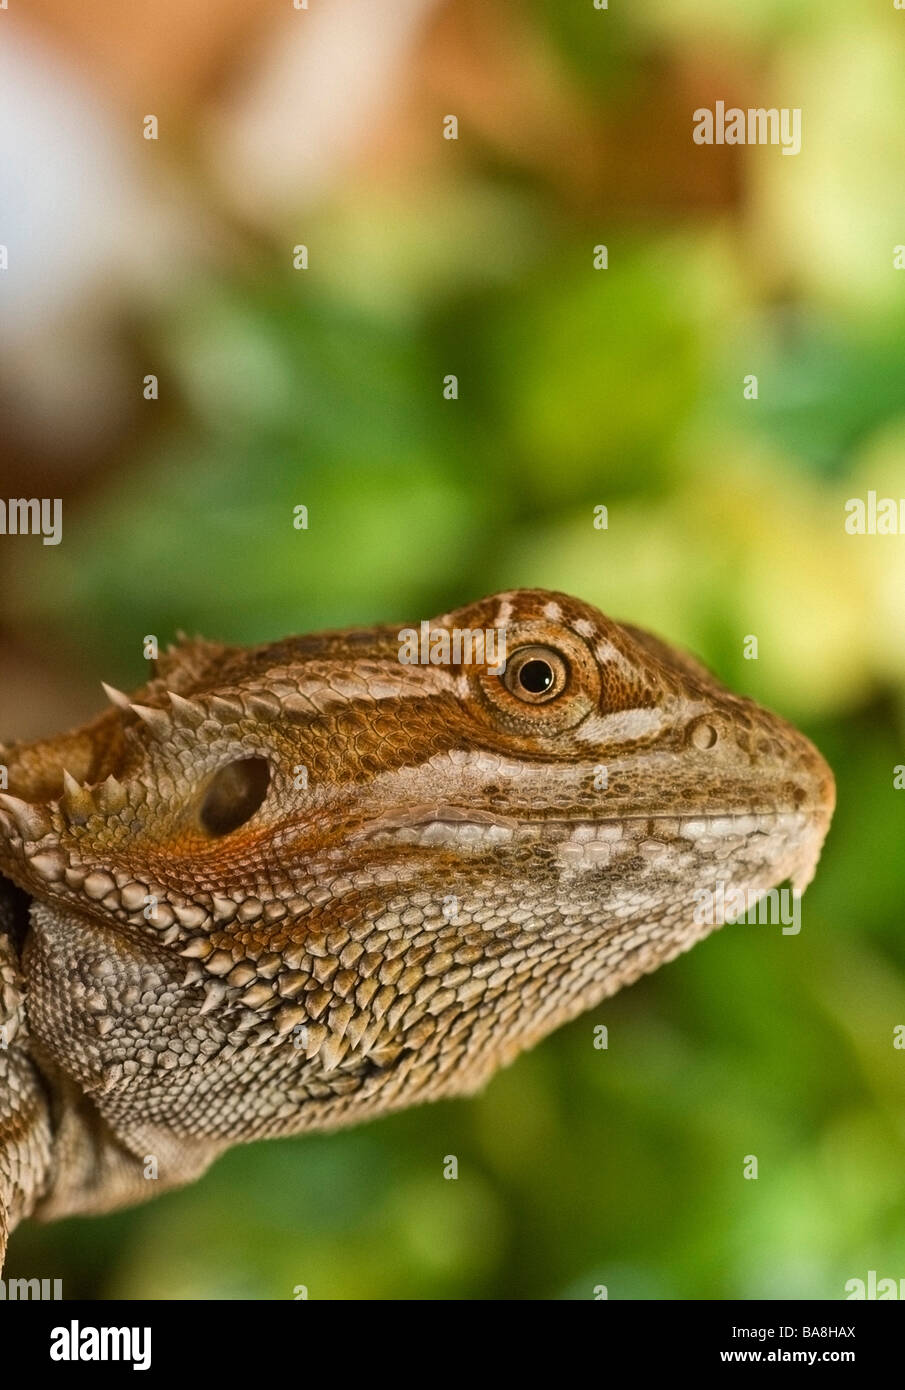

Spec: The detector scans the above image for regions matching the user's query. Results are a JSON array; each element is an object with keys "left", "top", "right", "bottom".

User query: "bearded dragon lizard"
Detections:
[{"left": 0, "top": 589, "right": 835, "bottom": 1267}]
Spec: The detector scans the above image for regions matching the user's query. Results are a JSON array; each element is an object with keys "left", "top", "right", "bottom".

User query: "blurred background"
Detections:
[{"left": 2, "top": 0, "right": 905, "bottom": 1299}]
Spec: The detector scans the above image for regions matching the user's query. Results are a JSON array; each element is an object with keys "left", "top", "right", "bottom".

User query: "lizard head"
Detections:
[{"left": 0, "top": 589, "right": 835, "bottom": 1188}]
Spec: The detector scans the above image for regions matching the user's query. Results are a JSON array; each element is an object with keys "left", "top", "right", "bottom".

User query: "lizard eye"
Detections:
[
  {"left": 200, "top": 757, "right": 270, "bottom": 836},
  {"left": 503, "top": 646, "right": 569, "bottom": 704},
  {"left": 476, "top": 625, "right": 598, "bottom": 731}
]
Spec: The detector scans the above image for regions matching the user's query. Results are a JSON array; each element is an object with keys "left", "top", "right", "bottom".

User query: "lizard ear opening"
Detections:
[{"left": 199, "top": 757, "right": 270, "bottom": 837}]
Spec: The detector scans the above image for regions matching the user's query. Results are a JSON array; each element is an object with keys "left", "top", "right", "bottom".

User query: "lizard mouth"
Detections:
[
  {"left": 356, "top": 807, "right": 817, "bottom": 845},
  {"left": 355, "top": 808, "right": 830, "bottom": 894}
]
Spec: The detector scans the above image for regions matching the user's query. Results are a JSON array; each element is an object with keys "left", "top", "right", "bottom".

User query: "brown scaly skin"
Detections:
[{"left": 0, "top": 589, "right": 835, "bottom": 1265}]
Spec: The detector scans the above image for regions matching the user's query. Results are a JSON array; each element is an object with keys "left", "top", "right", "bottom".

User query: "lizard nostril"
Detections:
[
  {"left": 199, "top": 757, "right": 270, "bottom": 837},
  {"left": 690, "top": 721, "right": 719, "bottom": 750}
]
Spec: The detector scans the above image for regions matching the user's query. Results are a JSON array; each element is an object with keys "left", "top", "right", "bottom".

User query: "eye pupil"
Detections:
[
  {"left": 200, "top": 757, "right": 270, "bottom": 836},
  {"left": 518, "top": 659, "right": 554, "bottom": 694}
]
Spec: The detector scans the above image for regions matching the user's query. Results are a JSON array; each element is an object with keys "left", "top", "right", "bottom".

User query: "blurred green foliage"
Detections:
[{"left": 5, "top": 0, "right": 905, "bottom": 1299}]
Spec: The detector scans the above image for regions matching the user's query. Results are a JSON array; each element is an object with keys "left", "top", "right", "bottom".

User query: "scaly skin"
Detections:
[{"left": 0, "top": 589, "right": 835, "bottom": 1265}]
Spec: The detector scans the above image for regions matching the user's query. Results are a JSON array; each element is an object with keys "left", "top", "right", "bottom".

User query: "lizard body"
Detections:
[{"left": 0, "top": 589, "right": 834, "bottom": 1265}]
